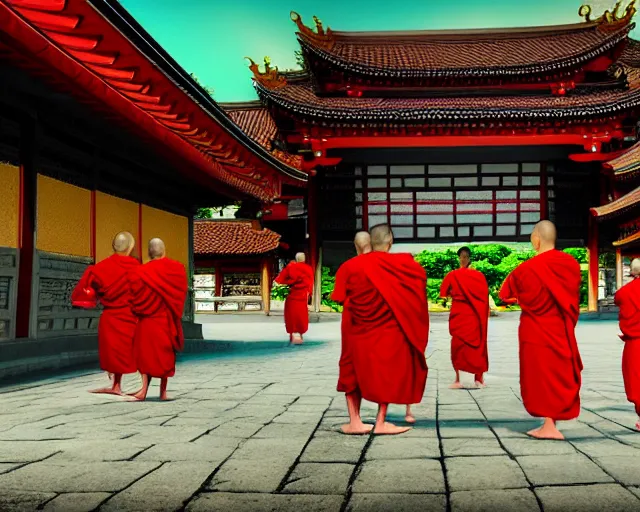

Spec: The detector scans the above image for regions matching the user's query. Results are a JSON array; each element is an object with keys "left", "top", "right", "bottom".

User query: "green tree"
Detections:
[{"left": 294, "top": 50, "right": 307, "bottom": 71}]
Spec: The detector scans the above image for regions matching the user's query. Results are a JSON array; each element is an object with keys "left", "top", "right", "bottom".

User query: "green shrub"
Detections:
[{"left": 275, "top": 245, "right": 590, "bottom": 310}]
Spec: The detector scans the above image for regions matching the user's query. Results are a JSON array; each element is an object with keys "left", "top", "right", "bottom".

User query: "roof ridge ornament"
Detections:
[
  {"left": 245, "top": 56, "right": 287, "bottom": 90},
  {"left": 290, "top": 11, "right": 335, "bottom": 50},
  {"left": 579, "top": 0, "right": 636, "bottom": 26}
]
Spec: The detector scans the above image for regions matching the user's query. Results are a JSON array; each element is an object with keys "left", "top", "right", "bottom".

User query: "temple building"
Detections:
[
  {"left": 0, "top": 0, "right": 306, "bottom": 376},
  {"left": 227, "top": 2, "right": 640, "bottom": 312},
  {"left": 193, "top": 219, "right": 283, "bottom": 315}
]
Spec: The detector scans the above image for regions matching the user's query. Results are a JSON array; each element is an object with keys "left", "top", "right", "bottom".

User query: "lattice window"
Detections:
[{"left": 354, "top": 163, "right": 551, "bottom": 241}]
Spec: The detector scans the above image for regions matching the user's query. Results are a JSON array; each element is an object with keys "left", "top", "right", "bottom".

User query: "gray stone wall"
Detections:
[
  {"left": 0, "top": 248, "right": 18, "bottom": 341},
  {"left": 34, "top": 251, "right": 100, "bottom": 339}
]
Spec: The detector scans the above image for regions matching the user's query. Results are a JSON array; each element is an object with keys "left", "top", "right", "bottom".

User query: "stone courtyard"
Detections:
[{"left": 0, "top": 313, "right": 639, "bottom": 511}]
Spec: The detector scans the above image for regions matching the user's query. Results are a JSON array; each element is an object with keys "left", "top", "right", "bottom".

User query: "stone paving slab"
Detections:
[
  {"left": 43, "top": 492, "right": 111, "bottom": 512},
  {"left": 187, "top": 493, "right": 344, "bottom": 512},
  {"left": 445, "top": 456, "right": 529, "bottom": 491},
  {"left": 0, "top": 315, "right": 638, "bottom": 510},
  {"left": 450, "top": 489, "right": 540, "bottom": 512},
  {"left": 536, "top": 483, "right": 640, "bottom": 511},
  {"left": 346, "top": 493, "right": 447, "bottom": 511}
]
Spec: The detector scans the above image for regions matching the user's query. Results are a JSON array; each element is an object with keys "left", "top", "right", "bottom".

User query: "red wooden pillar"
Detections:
[
  {"left": 260, "top": 257, "right": 271, "bottom": 316},
  {"left": 307, "top": 174, "right": 320, "bottom": 310},
  {"left": 616, "top": 247, "right": 623, "bottom": 291},
  {"left": 15, "top": 118, "right": 39, "bottom": 339},
  {"left": 587, "top": 216, "right": 599, "bottom": 312}
]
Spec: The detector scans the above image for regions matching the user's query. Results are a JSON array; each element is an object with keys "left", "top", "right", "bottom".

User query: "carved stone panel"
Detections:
[
  {"left": 0, "top": 248, "right": 17, "bottom": 340},
  {"left": 34, "top": 251, "right": 100, "bottom": 339}
]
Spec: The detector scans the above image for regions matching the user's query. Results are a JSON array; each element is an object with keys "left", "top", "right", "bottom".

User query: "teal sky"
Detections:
[{"left": 118, "top": 0, "right": 637, "bottom": 102}]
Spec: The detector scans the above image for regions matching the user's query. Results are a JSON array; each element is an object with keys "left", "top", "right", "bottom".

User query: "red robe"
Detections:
[
  {"left": 614, "top": 277, "right": 640, "bottom": 415},
  {"left": 499, "top": 250, "right": 582, "bottom": 421},
  {"left": 440, "top": 268, "right": 489, "bottom": 375},
  {"left": 130, "top": 258, "right": 187, "bottom": 378},
  {"left": 332, "top": 251, "right": 429, "bottom": 404},
  {"left": 332, "top": 255, "right": 362, "bottom": 394},
  {"left": 274, "top": 262, "right": 314, "bottom": 335},
  {"left": 71, "top": 254, "right": 140, "bottom": 374}
]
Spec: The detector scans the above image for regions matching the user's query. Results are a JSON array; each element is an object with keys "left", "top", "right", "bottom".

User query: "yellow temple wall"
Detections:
[
  {"left": 0, "top": 163, "right": 20, "bottom": 248},
  {"left": 36, "top": 175, "right": 91, "bottom": 257},
  {"left": 95, "top": 192, "right": 139, "bottom": 263},
  {"left": 141, "top": 205, "right": 189, "bottom": 268}
]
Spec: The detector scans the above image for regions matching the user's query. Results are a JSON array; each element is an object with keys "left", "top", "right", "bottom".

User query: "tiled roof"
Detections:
[
  {"left": 0, "top": 0, "right": 307, "bottom": 203},
  {"left": 194, "top": 220, "right": 281, "bottom": 256},
  {"left": 613, "top": 229, "right": 640, "bottom": 247},
  {"left": 222, "top": 103, "right": 304, "bottom": 170},
  {"left": 591, "top": 186, "right": 640, "bottom": 220},
  {"left": 255, "top": 66, "right": 640, "bottom": 123},
  {"left": 604, "top": 141, "right": 640, "bottom": 178},
  {"left": 297, "top": 19, "right": 633, "bottom": 79}
]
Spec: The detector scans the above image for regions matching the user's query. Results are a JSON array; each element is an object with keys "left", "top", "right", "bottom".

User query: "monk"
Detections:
[
  {"left": 614, "top": 258, "right": 640, "bottom": 430},
  {"left": 440, "top": 246, "right": 490, "bottom": 389},
  {"left": 128, "top": 238, "right": 187, "bottom": 401},
  {"left": 332, "top": 231, "right": 373, "bottom": 434},
  {"left": 274, "top": 252, "right": 314, "bottom": 344},
  {"left": 499, "top": 220, "right": 582, "bottom": 440},
  {"left": 332, "top": 224, "right": 429, "bottom": 435},
  {"left": 71, "top": 232, "right": 140, "bottom": 395}
]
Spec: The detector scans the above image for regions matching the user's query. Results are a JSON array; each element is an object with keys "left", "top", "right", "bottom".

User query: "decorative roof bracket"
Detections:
[
  {"left": 245, "top": 56, "right": 287, "bottom": 90},
  {"left": 579, "top": 0, "right": 636, "bottom": 26},
  {"left": 290, "top": 11, "right": 335, "bottom": 50}
]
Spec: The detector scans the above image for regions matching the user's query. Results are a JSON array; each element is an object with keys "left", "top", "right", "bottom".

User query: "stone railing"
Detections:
[
  {"left": 34, "top": 251, "right": 100, "bottom": 339},
  {"left": 0, "top": 247, "right": 18, "bottom": 341}
]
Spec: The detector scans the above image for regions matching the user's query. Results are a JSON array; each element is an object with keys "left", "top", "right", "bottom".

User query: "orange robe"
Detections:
[
  {"left": 614, "top": 277, "right": 640, "bottom": 415},
  {"left": 71, "top": 254, "right": 140, "bottom": 374},
  {"left": 332, "top": 255, "right": 362, "bottom": 394},
  {"left": 440, "top": 268, "right": 489, "bottom": 376},
  {"left": 332, "top": 251, "right": 429, "bottom": 405},
  {"left": 130, "top": 258, "right": 187, "bottom": 378},
  {"left": 499, "top": 250, "right": 582, "bottom": 421},
  {"left": 274, "top": 262, "right": 314, "bottom": 335}
]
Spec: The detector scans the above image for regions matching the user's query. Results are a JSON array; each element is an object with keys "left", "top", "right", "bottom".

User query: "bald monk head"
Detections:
[
  {"left": 370, "top": 224, "right": 394, "bottom": 253},
  {"left": 530, "top": 220, "right": 557, "bottom": 254},
  {"left": 148, "top": 238, "right": 166, "bottom": 260},
  {"left": 295, "top": 252, "right": 306, "bottom": 263},
  {"left": 631, "top": 258, "right": 640, "bottom": 278},
  {"left": 112, "top": 231, "right": 135, "bottom": 257},
  {"left": 354, "top": 231, "right": 371, "bottom": 256}
]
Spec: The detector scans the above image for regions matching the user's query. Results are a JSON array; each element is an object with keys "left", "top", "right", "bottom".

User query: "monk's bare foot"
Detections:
[
  {"left": 373, "top": 422, "right": 411, "bottom": 435},
  {"left": 127, "top": 390, "right": 147, "bottom": 402},
  {"left": 526, "top": 425, "right": 565, "bottom": 440},
  {"left": 635, "top": 420, "right": 640, "bottom": 431},
  {"left": 291, "top": 334, "right": 303, "bottom": 345},
  {"left": 475, "top": 381, "right": 487, "bottom": 388},
  {"left": 88, "top": 387, "right": 122, "bottom": 396},
  {"left": 341, "top": 422, "right": 373, "bottom": 435},
  {"left": 449, "top": 382, "right": 464, "bottom": 389},
  {"left": 160, "top": 393, "right": 172, "bottom": 401},
  {"left": 404, "top": 414, "right": 416, "bottom": 424}
]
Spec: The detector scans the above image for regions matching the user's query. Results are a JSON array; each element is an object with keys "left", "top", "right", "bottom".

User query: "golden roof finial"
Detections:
[
  {"left": 245, "top": 56, "right": 287, "bottom": 90},
  {"left": 290, "top": 11, "right": 335, "bottom": 50},
  {"left": 579, "top": 0, "right": 636, "bottom": 25}
]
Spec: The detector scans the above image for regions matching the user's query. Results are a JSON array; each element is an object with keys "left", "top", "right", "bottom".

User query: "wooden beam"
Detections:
[
  {"left": 616, "top": 247, "right": 623, "bottom": 291},
  {"left": 15, "top": 116, "right": 39, "bottom": 338},
  {"left": 587, "top": 217, "right": 599, "bottom": 313},
  {"left": 261, "top": 258, "right": 271, "bottom": 316}
]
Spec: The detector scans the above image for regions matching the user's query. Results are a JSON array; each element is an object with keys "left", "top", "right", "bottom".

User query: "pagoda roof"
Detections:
[
  {"left": 591, "top": 186, "right": 640, "bottom": 220},
  {"left": 194, "top": 220, "right": 281, "bottom": 256},
  {"left": 292, "top": 6, "right": 635, "bottom": 79},
  {"left": 613, "top": 228, "right": 640, "bottom": 247},
  {"left": 220, "top": 101, "right": 304, "bottom": 170},
  {"left": 603, "top": 141, "right": 640, "bottom": 178},
  {"left": 0, "top": 0, "right": 307, "bottom": 202},
  {"left": 255, "top": 65, "right": 640, "bottom": 124}
]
